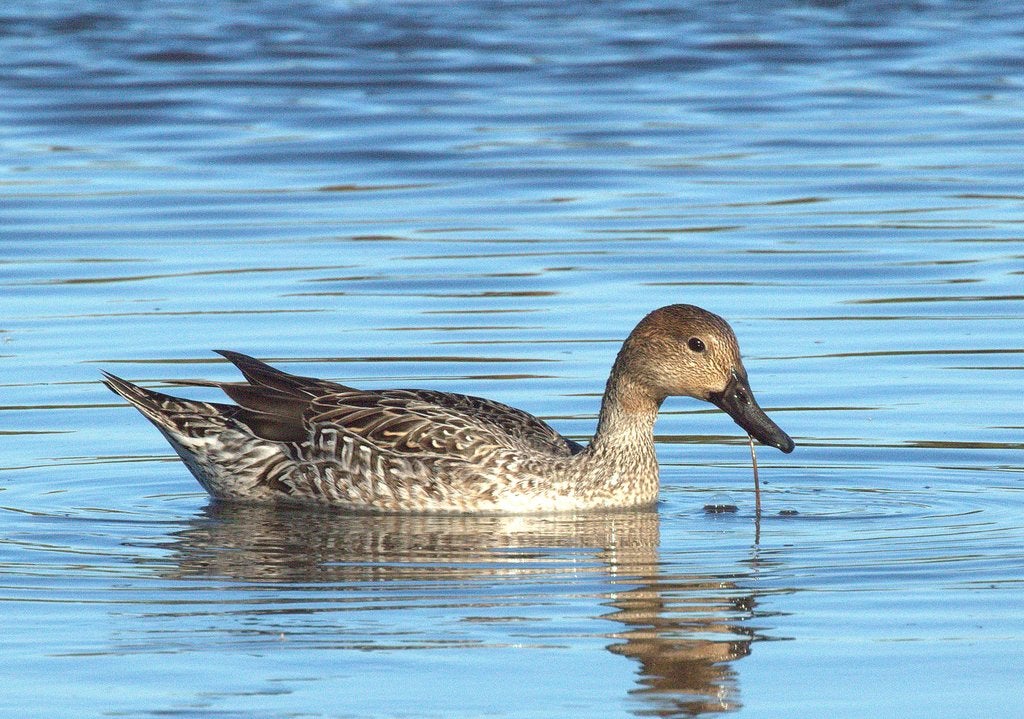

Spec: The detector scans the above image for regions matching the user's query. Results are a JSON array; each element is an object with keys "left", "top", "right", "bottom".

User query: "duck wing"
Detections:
[
  {"left": 306, "top": 388, "right": 584, "bottom": 460},
  {"left": 216, "top": 351, "right": 583, "bottom": 458}
]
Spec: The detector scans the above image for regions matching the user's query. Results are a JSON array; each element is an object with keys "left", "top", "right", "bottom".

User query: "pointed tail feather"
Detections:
[
  {"left": 101, "top": 371, "right": 235, "bottom": 434},
  {"left": 103, "top": 370, "right": 308, "bottom": 444},
  {"left": 102, "top": 371, "right": 292, "bottom": 501},
  {"left": 102, "top": 371, "right": 171, "bottom": 412}
]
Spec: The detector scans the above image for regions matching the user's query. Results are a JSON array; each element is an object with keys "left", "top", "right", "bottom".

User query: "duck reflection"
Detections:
[{"left": 156, "top": 503, "right": 765, "bottom": 715}]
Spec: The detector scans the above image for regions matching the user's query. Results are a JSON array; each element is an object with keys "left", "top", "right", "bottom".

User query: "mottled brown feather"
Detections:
[{"left": 103, "top": 306, "right": 794, "bottom": 512}]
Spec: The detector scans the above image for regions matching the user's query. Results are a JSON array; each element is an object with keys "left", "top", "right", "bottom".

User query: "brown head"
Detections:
[{"left": 613, "top": 304, "right": 794, "bottom": 453}]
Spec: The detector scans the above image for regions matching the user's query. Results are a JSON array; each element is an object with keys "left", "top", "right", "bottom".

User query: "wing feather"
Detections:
[
  {"left": 211, "top": 352, "right": 582, "bottom": 464},
  {"left": 306, "top": 388, "right": 582, "bottom": 460}
]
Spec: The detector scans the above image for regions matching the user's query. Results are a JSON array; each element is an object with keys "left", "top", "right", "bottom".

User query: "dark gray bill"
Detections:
[{"left": 709, "top": 370, "right": 795, "bottom": 454}]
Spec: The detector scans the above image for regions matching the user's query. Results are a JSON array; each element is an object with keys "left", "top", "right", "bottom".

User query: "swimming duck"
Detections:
[{"left": 103, "top": 305, "right": 794, "bottom": 512}]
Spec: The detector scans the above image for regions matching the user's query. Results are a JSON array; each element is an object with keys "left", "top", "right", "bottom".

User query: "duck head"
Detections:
[{"left": 617, "top": 304, "right": 795, "bottom": 453}]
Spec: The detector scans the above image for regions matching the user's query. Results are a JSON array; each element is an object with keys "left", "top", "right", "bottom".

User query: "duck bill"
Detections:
[{"left": 709, "top": 370, "right": 795, "bottom": 453}]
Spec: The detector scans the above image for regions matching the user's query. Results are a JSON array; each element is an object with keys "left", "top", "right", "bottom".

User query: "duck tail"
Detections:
[
  {"left": 101, "top": 371, "right": 235, "bottom": 436},
  {"left": 102, "top": 370, "right": 287, "bottom": 500}
]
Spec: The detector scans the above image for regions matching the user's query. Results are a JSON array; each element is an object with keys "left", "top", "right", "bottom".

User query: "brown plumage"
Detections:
[{"left": 102, "top": 305, "right": 794, "bottom": 512}]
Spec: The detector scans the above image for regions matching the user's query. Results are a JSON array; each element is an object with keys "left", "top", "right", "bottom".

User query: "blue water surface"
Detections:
[{"left": 2, "top": 1, "right": 1022, "bottom": 717}]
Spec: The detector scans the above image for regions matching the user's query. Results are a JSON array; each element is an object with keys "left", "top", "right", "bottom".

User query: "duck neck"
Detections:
[
  {"left": 561, "top": 353, "right": 665, "bottom": 507},
  {"left": 591, "top": 372, "right": 662, "bottom": 454}
]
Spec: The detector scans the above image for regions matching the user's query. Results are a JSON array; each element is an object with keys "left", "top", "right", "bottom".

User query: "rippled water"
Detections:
[{"left": 2, "top": 1, "right": 1023, "bottom": 717}]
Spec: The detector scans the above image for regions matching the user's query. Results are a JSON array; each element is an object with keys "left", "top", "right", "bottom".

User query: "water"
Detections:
[{"left": 2, "top": 0, "right": 1022, "bottom": 716}]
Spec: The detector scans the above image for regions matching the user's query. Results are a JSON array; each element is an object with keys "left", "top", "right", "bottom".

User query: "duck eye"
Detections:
[{"left": 687, "top": 337, "right": 706, "bottom": 353}]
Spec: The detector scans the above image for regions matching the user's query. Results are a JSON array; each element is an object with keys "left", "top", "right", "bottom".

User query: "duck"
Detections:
[{"left": 102, "top": 304, "right": 794, "bottom": 513}]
